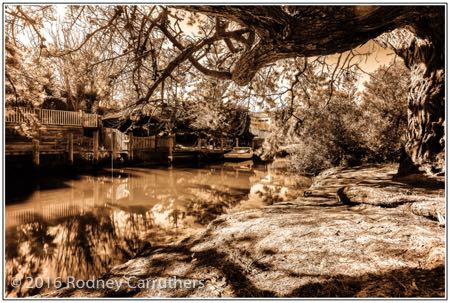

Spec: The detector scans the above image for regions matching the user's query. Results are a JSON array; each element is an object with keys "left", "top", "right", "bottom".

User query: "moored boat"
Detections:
[{"left": 223, "top": 147, "right": 254, "bottom": 161}]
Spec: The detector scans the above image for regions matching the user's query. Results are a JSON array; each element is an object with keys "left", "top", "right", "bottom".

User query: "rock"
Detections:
[
  {"left": 336, "top": 186, "right": 358, "bottom": 206},
  {"left": 38, "top": 164, "right": 445, "bottom": 298}
]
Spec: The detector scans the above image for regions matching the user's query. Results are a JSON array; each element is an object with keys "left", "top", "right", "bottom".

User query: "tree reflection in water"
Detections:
[{"left": 5, "top": 164, "right": 309, "bottom": 297}]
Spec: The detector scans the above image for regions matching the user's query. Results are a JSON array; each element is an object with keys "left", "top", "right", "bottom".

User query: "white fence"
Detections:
[{"left": 5, "top": 107, "right": 98, "bottom": 127}]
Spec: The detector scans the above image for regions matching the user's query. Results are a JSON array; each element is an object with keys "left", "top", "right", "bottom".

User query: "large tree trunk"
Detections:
[
  {"left": 393, "top": 9, "right": 445, "bottom": 175},
  {"left": 401, "top": 40, "right": 445, "bottom": 175}
]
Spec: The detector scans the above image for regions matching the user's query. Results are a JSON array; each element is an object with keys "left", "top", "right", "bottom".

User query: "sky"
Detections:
[{"left": 325, "top": 40, "right": 398, "bottom": 91}]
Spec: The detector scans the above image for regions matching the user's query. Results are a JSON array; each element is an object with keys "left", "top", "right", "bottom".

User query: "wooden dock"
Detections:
[
  {"left": 5, "top": 107, "right": 100, "bottom": 166},
  {"left": 5, "top": 107, "right": 231, "bottom": 167}
]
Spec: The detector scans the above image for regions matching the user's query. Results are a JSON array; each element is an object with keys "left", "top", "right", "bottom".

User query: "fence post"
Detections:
[
  {"left": 112, "top": 130, "right": 117, "bottom": 159},
  {"left": 80, "top": 111, "right": 84, "bottom": 127},
  {"left": 128, "top": 132, "right": 134, "bottom": 161},
  {"left": 68, "top": 133, "right": 74, "bottom": 164},
  {"left": 168, "top": 134, "right": 174, "bottom": 166},
  {"left": 93, "top": 130, "right": 99, "bottom": 162},
  {"left": 32, "top": 137, "right": 40, "bottom": 167}
]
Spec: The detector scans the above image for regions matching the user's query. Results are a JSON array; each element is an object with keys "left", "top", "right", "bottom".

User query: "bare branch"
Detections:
[
  {"left": 135, "top": 28, "right": 250, "bottom": 105},
  {"left": 157, "top": 22, "right": 233, "bottom": 80},
  {"left": 51, "top": 8, "right": 122, "bottom": 57}
]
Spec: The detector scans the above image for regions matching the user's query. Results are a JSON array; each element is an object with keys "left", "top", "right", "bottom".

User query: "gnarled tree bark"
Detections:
[
  {"left": 401, "top": 37, "right": 445, "bottom": 175},
  {"left": 396, "top": 8, "right": 445, "bottom": 175}
]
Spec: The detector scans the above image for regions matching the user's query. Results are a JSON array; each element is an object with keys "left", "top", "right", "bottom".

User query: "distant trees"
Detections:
[
  {"left": 359, "top": 61, "right": 409, "bottom": 162},
  {"left": 5, "top": 40, "right": 56, "bottom": 138},
  {"left": 260, "top": 60, "right": 409, "bottom": 175},
  {"left": 5, "top": 6, "right": 60, "bottom": 109},
  {"left": 5, "top": 40, "right": 48, "bottom": 107},
  {"left": 260, "top": 63, "right": 365, "bottom": 174},
  {"left": 4, "top": 6, "right": 121, "bottom": 113},
  {"left": 180, "top": 77, "right": 252, "bottom": 142}
]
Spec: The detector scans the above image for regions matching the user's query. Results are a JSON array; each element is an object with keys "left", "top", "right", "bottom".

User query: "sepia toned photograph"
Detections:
[{"left": 2, "top": 2, "right": 446, "bottom": 299}]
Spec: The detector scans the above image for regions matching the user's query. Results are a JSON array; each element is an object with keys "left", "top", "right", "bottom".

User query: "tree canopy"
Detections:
[{"left": 4, "top": 5, "right": 445, "bottom": 173}]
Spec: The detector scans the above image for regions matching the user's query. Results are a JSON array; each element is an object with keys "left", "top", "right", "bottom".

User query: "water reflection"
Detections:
[{"left": 5, "top": 163, "right": 310, "bottom": 297}]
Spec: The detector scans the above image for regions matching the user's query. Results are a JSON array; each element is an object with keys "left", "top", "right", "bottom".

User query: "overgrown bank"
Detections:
[{"left": 41, "top": 163, "right": 444, "bottom": 298}]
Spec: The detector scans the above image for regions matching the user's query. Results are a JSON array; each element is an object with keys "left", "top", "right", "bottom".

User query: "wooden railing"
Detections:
[
  {"left": 131, "top": 136, "right": 156, "bottom": 150},
  {"left": 82, "top": 113, "right": 98, "bottom": 127},
  {"left": 5, "top": 107, "right": 98, "bottom": 127}
]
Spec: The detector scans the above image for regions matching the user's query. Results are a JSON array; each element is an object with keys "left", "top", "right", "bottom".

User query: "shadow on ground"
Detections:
[{"left": 39, "top": 164, "right": 444, "bottom": 298}]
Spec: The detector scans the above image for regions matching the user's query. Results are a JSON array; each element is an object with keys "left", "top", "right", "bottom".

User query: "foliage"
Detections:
[
  {"left": 5, "top": 40, "right": 47, "bottom": 107},
  {"left": 180, "top": 78, "right": 252, "bottom": 141},
  {"left": 260, "top": 61, "right": 409, "bottom": 175},
  {"left": 359, "top": 61, "right": 409, "bottom": 162}
]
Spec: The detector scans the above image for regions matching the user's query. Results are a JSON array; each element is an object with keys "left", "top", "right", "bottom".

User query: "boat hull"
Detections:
[{"left": 223, "top": 152, "right": 254, "bottom": 161}]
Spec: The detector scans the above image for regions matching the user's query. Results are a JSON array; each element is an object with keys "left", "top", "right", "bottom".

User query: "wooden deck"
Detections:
[
  {"left": 5, "top": 107, "right": 98, "bottom": 127},
  {"left": 5, "top": 107, "right": 231, "bottom": 166},
  {"left": 5, "top": 107, "right": 100, "bottom": 164}
]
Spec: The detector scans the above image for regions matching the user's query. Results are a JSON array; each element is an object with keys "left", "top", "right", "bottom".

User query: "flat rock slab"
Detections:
[{"left": 43, "top": 164, "right": 445, "bottom": 298}]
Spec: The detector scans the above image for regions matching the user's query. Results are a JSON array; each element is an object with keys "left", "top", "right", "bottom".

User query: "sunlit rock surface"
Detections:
[{"left": 41, "top": 164, "right": 444, "bottom": 298}]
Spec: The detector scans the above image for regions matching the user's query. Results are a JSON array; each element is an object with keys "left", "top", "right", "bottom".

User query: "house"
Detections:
[{"left": 250, "top": 112, "right": 273, "bottom": 149}]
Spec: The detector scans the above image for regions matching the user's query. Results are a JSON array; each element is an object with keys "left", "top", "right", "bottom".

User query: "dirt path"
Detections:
[{"left": 45, "top": 164, "right": 445, "bottom": 298}]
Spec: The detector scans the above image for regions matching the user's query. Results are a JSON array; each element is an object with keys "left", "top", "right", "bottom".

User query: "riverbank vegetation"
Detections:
[{"left": 260, "top": 61, "right": 409, "bottom": 175}]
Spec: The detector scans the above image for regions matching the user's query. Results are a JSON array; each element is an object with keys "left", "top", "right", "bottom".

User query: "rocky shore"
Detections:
[{"left": 44, "top": 164, "right": 445, "bottom": 298}]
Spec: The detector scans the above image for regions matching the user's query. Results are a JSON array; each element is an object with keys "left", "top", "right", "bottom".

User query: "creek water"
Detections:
[{"left": 5, "top": 161, "right": 310, "bottom": 297}]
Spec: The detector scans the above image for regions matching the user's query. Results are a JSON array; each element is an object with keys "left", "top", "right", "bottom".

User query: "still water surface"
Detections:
[{"left": 5, "top": 162, "right": 310, "bottom": 297}]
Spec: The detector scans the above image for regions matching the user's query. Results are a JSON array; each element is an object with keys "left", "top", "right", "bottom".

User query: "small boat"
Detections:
[
  {"left": 223, "top": 160, "right": 254, "bottom": 171},
  {"left": 224, "top": 147, "right": 254, "bottom": 160}
]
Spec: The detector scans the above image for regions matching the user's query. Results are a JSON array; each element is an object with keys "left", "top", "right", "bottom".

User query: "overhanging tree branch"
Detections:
[
  {"left": 179, "top": 6, "right": 430, "bottom": 86},
  {"left": 157, "top": 25, "right": 233, "bottom": 80},
  {"left": 135, "top": 28, "right": 250, "bottom": 105}
]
